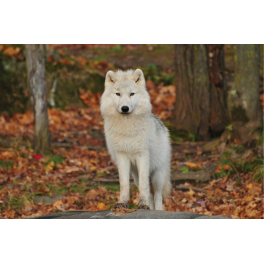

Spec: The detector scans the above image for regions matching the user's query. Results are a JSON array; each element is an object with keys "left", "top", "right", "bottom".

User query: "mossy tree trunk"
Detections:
[
  {"left": 207, "top": 44, "right": 229, "bottom": 136},
  {"left": 25, "top": 44, "right": 51, "bottom": 155},
  {"left": 173, "top": 44, "right": 210, "bottom": 139},
  {"left": 229, "top": 44, "right": 262, "bottom": 144}
]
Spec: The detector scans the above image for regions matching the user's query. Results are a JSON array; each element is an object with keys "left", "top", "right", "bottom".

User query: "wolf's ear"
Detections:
[
  {"left": 105, "top": 70, "right": 116, "bottom": 85},
  {"left": 133, "top": 69, "right": 145, "bottom": 84}
]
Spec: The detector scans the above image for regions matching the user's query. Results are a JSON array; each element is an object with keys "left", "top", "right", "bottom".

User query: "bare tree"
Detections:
[
  {"left": 173, "top": 44, "right": 230, "bottom": 140},
  {"left": 25, "top": 44, "right": 51, "bottom": 154},
  {"left": 229, "top": 44, "right": 262, "bottom": 144}
]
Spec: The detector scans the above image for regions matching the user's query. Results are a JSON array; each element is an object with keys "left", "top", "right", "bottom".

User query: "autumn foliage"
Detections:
[{"left": 0, "top": 44, "right": 263, "bottom": 219}]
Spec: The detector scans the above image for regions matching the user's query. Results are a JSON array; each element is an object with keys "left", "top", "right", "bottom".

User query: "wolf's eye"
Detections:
[
  {"left": 130, "top": 93, "right": 135, "bottom": 96},
  {"left": 136, "top": 77, "right": 140, "bottom": 82},
  {"left": 116, "top": 93, "right": 120, "bottom": 96}
]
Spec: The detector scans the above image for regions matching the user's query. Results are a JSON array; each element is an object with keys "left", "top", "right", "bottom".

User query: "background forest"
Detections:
[{"left": 0, "top": 44, "right": 263, "bottom": 219}]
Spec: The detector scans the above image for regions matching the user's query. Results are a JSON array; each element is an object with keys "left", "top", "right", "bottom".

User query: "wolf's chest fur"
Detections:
[{"left": 104, "top": 115, "right": 150, "bottom": 153}]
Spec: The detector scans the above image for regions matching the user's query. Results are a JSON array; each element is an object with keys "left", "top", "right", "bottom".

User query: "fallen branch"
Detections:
[
  {"left": 171, "top": 170, "right": 210, "bottom": 182},
  {"left": 172, "top": 142, "right": 207, "bottom": 146},
  {"left": 52, "top": 143, "right": 105, "bottom": 150},
  {"left": 171, "top": 163, "right": 216, "bottom": 183},
  {"left": 175, "top": 184, "right": 205, "bottom": 192},
  {"left": 93, "top": 178, "right": 120, "bottom": 183},
  {"left": 170, "top": 197, "right": 177, "bottom": 204}
]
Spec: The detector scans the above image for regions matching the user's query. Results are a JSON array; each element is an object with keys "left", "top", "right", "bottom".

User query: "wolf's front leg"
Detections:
[
  {"left": 136, "top": 150, "right": 150, "bottom": 210},
  {"left": 113, "top": 152, "right": 130, "bottom": 209}
]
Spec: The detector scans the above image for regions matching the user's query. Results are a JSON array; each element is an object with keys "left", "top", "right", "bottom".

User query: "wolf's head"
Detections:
[{"left": 100, "top": 69, "right": 151, "bottom": 117}]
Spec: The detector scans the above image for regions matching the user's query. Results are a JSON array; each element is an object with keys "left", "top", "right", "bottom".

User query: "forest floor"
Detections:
[
  {"left": 0, "top": 44, "right": 263, "bottom": 219},
  {"left": 0, "top": 78, "right": 263, "bottom": 219}
]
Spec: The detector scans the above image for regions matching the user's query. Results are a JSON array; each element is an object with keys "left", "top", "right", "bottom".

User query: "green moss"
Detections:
[
  {"left": 165, "top": 121, "right": 200, "bottom": 142},
  {"left": 236, "top": 145, "right": 244, "bottom": 154},
  {"left": 231, "top": 105, "right": 249, "bottom": 123},
  {"left": 8, "top": 195, "right": 24, "bottom": 210},
  {"left": 0, "top": 160, "right": 14, "bottom": 170},
  {"left": 45, "top": 154, "right": 64, "bottom": 166},
  {"left": 51, "top": 70, "right": 105, "bottom": 110},
  {"left": 0, "top": 53, "right": 29, "bottom": 115},
  {"left": 54, "top": 185, "right": 69, "bottom": 195},
  {"left": 104, "top": 184, "right": 119, "bottom": 192}
]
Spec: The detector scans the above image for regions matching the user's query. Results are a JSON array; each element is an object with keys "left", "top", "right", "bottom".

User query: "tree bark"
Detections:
[
  {"left": 207, "top": 45, "right": 229, "bottom": 136},
  {"left": 229, "top": 44, "right": 262, "bottom": 144},
  {"left": 25, "top": 44, "right": 51, "bottom": 154},
  {"left": 173, "top": 44, "right": 210, "bottom": 138},
  {"left": 193, "top": 44, "right": 210, "bottom": 139}
]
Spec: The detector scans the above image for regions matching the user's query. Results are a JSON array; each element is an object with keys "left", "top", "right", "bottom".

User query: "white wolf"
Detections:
[{"left": 100, "top": 69, "right": 171, "bottom": 210}]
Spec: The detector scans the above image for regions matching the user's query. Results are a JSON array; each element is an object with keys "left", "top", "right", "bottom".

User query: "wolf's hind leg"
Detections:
[{"left": 151, "top": 169, "right": 164, "bottom": 210}]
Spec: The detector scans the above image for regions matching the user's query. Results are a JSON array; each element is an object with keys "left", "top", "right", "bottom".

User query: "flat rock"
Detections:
[{"left": 34, "top": 210, "right": 230, "bottom": 219}]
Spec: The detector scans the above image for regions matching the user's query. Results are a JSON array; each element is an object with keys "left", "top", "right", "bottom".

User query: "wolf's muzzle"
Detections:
[{"left": 121, "top": 106, "right": 129, "bottom": 113}]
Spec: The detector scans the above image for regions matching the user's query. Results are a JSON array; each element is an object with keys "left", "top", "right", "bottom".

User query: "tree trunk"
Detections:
[
  {"left": 173, "top": 44, "right": 210, "bottom": 138},
  {"left": 25, "top": 44, "right": 51, "bottom": 155},
  {"left": 229, "top": 44, "right": 262, "bottom": 144},
  {"left": 193, "top": 44, "right": 210, "bottom": 139},
  {"left": 207, "top": 45, "right": 229, "bottom": 136}
]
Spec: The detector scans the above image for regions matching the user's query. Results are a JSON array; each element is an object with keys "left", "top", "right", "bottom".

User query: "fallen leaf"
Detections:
[
  {"left": 33, "top": 154, "right": 43, "bottom": 161},
  {"left": 245, "top": 195, "right": 254, "bottom": 201},
  {"left": 97, "top": 202, "right": 108, "bottom": 210},
  {"left": 224, "top": 164, "right": 229, "bottom": 170},
  {"left": 53, "top": 200, "right": 63, "bottom": 209},
  {"left": 188, "top": 188, "right": 195, "bottom": 195},
  {"left": 3, "top": 46, "right": 21, "bottom": 56},
  {"left": 45, "top": 161, "right": 55, "bottom": 172},
  {"left": 196, "top": 201, "right": 206, "bottom": 207}
]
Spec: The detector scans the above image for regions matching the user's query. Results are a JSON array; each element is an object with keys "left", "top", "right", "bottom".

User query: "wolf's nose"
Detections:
[{"left": 121, "top": 106, "right": 129, "bottom": 113}]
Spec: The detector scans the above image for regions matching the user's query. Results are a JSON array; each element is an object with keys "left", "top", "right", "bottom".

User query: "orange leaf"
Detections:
[
  {"left": 215, "top": 165, "right": 222, "bottom": 173},
  {"left": 224, "top": 165, "right": 229, "bottom": 170},
  {"left": 97, "top": 202, "right": 108, "bottom": 210},
  {"left": 47, "top": 56, "right": 53, "bottom": 62},
  {"left": 3, "top": 46, "right": 21, "bottom": 56},
  {"left": 186, "top": 162, "right": 196, "bottom": 168},
  {"left": 86, "top": 189, "right": 98, "bottom": 200},
  {"left": 7, "top": 210, "right": 15, "bottom": 218},
  {"left": 246, "top": 183, "right": 253, "bottom": 190},
  {"left": 65, "top": 166, "right": 81, "bottom": 174},
  {"left": 234, "top": 138, "right": 241, "bottom": 144},
  {"left": 64, "top": 196, "right": 78, "bottom": 206},
  {"left": 59, "top": 58, "right": 74, "bottom": 65},
  {"left": 219, "top": 182, "right": 226, "bottom": 189},
  {"left": 53, "top": 200, "right": 63, "bottom": 208},
  {"left": 245, "top": 195, "right": 254, "bottom": 201},
  {"left": 1, "top": 151, "right": 16, "bottom": 159}
]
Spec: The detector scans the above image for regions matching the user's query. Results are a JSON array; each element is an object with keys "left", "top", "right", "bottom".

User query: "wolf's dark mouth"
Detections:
[{"left": 121, "top": 112, "right": 129, "bottom": 115}]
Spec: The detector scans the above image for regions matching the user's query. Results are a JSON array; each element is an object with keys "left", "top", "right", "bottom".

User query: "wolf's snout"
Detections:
[{"left": 121, "top": 106, "right": 129, "bottom": 113}]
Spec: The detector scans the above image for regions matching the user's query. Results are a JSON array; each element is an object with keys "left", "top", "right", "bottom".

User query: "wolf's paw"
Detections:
[
  {"left": 138, "top": 204, "right": 150, "bottom": 210},
  {"left": 112, "top": 202, "right": 129, "bottom": 210}
]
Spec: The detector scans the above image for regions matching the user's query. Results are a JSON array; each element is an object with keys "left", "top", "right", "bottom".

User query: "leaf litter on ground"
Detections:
[{"left": 0, "top": 46, "right": 263, "bottom": 219}]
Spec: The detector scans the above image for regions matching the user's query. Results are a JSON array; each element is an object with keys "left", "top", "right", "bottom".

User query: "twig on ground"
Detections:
[
  {"left": 229, "top": 162, "right": 240, "bottom": 178},
  {"left": 175, "top": 184, "right": 205, "bottom": 192}
]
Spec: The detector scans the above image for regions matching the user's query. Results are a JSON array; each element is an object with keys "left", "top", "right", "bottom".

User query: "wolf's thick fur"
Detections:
[{"left": 100, "top": 69, "right": 171, "bottom": 210}]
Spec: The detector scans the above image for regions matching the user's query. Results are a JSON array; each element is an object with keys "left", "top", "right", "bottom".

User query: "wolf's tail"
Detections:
[{"left": 162, "top": 173, "right": 172, "bottom": 199}]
